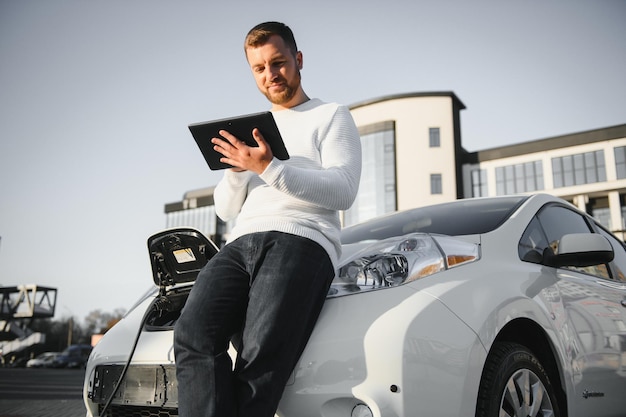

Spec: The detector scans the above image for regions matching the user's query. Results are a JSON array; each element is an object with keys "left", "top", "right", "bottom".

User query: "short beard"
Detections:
[{"left": 264, "top": 70, "right": 301, "bottom": 105}]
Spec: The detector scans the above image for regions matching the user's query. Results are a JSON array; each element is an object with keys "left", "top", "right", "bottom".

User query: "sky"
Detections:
[{"left": 1, "top": 0, "right": 625, "bottom": 324}]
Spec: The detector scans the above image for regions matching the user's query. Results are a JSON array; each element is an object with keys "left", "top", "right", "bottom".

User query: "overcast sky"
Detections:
[{"left": 1, "top": 0, "right": 625, "bottom": 323}]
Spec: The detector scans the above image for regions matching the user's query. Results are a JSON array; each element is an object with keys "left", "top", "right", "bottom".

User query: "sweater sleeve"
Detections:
[
  {"left": 213, "top": 169, "right": 253, "bottom": 221},
  {"left": 259, "top": 105, "right": 362, "bottom": 211}
]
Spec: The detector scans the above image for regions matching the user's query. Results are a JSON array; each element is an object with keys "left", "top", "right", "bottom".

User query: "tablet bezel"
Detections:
[{"left": 189, "top": 111, "right": 289, "bottom": 170}]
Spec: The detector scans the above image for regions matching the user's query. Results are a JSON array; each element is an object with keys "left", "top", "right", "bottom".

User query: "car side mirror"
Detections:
[{"left": 543, "top": 233, "right": 614, "bottom": 268}]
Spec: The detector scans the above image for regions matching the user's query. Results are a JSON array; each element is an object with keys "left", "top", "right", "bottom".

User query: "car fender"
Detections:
[
  {"left": 350, "top": 289, "right": 484, "bottom": 417},
  {"left": 420, "top": 262, "right": 574, "bottom": 411}
]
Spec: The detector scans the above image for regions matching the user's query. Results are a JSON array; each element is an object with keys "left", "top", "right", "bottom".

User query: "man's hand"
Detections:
[{"left": 212, "top": 128, "right": 274, "bottom": 174}]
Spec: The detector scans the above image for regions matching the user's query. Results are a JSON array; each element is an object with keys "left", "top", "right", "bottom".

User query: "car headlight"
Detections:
[{"left": 329, "top": 233, "right": 479, "bottom": 297}]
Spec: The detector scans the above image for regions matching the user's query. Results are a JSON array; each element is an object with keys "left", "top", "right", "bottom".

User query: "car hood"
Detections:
[
  {"left": 146, "top": 228, "right": 480, "bottom": 290},
  {"left": 148, "top": 228, "right": 219, "bottom": 288}
]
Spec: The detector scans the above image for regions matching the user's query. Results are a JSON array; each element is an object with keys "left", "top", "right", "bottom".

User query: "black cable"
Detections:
[{"left": 97, "top": 296, "right": 161, "bottom": 416}]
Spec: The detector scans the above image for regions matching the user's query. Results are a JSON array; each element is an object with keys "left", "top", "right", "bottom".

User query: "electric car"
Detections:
[{"left": 83, "top": 194, "right": 626, "bottom": 417}]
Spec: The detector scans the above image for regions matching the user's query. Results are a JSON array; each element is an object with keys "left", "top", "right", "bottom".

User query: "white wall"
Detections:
[{"left": 351, "top": 96, "right": 458, "bottom": 210}]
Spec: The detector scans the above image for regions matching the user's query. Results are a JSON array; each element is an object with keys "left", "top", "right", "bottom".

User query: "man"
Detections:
[{"left": 174, "top": 21, "right": 362, "bottom": 417}]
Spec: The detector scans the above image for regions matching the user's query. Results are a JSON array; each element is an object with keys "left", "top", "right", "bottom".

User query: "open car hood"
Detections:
[{"left": 148, "top": 228, "right": 219, "bottom": 288}]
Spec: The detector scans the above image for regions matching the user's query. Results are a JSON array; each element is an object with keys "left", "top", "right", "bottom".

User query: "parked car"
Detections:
[
  {"left": 82, "top": 194, "right": 626, "bottom": 417},
  {"left": 26, "top": 351, "right": 60, "bottom": 368},
  {"left": 53, "top": 344, "right": 92, "bottom": 369}
]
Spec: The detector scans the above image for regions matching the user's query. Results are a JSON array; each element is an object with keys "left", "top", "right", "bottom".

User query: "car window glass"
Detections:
[
  {"left": 597, "top": 227, "right": 626, "bottom": 282},
  {"left": 519, "top": 216, "right": 549, "bottom": 263},
  {"left": 537, "top": 205, "right": 610, "bottom": 279},
  {"left": 342, "top": 195, "right": 527, "bottom": 244},
  {"left": 570, "top": 263, "right": 610, "bottom": 279},
  {"left": 538, "top": 205, "right": 591, "bottom": 248}
]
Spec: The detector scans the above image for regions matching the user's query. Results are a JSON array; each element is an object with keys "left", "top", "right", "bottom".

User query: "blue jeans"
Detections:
[{"left": 174, "top": 231, "right": 335, "bottom": 417}]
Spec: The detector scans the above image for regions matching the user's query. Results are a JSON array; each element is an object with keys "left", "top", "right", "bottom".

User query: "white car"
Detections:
[
  {"left": 26, "top": 351, "right": 59, "bottom": 368},
  {"left": 83, "top": 194, "right": 626, "bottom": 417}
]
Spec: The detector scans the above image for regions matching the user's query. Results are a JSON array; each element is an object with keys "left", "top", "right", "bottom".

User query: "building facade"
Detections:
[
  {"left": 463, "top": 123, "right": 626, "bottom": 237},
  {"left": 164, "top": 91, "right": 626, "bottom": 243}
]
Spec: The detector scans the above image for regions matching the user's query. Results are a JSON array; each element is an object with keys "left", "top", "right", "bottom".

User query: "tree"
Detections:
[
  {"left": 1, "top": 308, "right": 126, "bottom": 366},
  {"left": 83, "top": 308, "right": 126, "bottom": 336}
]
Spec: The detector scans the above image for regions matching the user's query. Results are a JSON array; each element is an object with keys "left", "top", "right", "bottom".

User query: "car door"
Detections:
[{"left": 534, "top": 204, "right": 626, "bottom": 416}]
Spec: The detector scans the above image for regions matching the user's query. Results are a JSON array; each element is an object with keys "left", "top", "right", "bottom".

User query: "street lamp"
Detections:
[{"left": 63, "top": 306, "right": 74, "bottom": 347}]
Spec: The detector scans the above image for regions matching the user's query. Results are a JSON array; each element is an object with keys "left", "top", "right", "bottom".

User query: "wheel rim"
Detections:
[{"left": 499, "top": 368, "right": 554, "bottom": 417}]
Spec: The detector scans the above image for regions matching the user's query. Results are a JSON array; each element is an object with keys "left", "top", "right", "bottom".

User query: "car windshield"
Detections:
[{"left": 341, "top": 196, "right": 528, "bottom": 244}]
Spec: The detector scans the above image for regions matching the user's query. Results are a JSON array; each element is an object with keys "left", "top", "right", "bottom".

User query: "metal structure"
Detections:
[
  {"left": 0, "top": 285, "right": 57, "bottom": 362},
  {"left": 0, "top": 284, "right": 57, "bottom": 321}
]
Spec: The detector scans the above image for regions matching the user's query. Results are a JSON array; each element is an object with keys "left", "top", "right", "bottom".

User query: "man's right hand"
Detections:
[{"left": 212, "top": 128, "right": 274, "bottom": 174}]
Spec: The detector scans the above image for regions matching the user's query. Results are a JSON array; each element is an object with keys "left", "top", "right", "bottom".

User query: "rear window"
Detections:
[{"left": 341, "top": 196, "right": 528, "bottom": 244}]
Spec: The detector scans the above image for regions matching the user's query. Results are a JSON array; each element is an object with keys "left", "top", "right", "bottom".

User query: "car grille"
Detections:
[
  {"left": 89, "top": 364, "right": 178, "bottom": 409},
  {"left": 100, "top": 405, "right": 178, "bottom": 417}
]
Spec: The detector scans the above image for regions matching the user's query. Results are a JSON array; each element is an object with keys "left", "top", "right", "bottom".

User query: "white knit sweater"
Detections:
[{"left": 213, "top": 98, "right": 362, "bottom": 268}]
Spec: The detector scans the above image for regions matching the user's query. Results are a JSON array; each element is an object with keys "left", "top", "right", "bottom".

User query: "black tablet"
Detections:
[{"left": 189, "top": 111, "right": 289, "bottom": 170}]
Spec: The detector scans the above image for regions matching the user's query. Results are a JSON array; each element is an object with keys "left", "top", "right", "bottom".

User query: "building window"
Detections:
[
  {"left": 429, "top": 127, "right": 440, "bottom": 147},
  {"left": 431, "top": 174, "right": 442, "bottom": 194},
  {"left": 552, "top": 150, "right": 606, "bottom": 188},
  {"left": 165, "top": 205, "right": 216, "bottom": 237},
  {"left": 471, "top": 169, "right": 488, "bottom": 197},
  {"left": 589, "top": 197, "right": 611, "bottom": 230},
  {"left": 615, "top": 146, "right": 626, "bottom": 179},
  {"left": 620, "top": 194, "right": 626, "bottom": 232},
  {"left": 495, "top": 161, "right": 544, "bottom": 195},
  {"left": 344, "top": 121, "right": 396, "bottom": 226}
]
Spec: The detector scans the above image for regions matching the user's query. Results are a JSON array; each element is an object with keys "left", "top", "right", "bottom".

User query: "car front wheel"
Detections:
[{"left": 476, "top": 341, "right": 561, "bottom": 417}]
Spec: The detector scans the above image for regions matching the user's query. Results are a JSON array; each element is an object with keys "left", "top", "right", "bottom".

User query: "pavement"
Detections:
[
  {"left": 0, "top": 367, "right": 86, "bottom": 417},
  {"left": 0, "top": 399, "right": 85, "bottom": 417}
]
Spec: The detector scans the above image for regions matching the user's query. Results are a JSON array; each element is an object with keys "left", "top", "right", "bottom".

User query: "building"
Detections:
[
  {"left": 164, "top": 91, "right": 626, "bottom": 243},
  {"left": 464, "top": 123, "right": 626, "bottom": 238},
  {"left": 164, "top": 186, "right": 232, "bottom": 248}
]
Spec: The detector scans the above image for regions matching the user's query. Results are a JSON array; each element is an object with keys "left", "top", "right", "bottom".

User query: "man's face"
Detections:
[{"left": 246, "top": 35, "right": 303, "bottom": 108}]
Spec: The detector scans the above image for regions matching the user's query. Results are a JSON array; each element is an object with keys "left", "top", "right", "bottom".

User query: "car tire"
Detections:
[{"left": 476, "top": 341, "right": 561, "bottom": 417}]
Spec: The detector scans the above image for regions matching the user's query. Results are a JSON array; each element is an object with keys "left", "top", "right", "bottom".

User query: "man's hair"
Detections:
[{"left": 244, "top": 21, "right": 298, "bottom": 55}]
